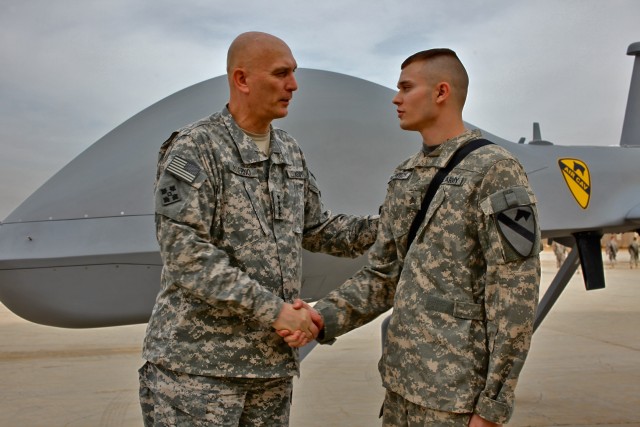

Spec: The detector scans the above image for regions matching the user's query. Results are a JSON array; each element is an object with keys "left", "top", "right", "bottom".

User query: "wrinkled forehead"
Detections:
[
  {"left": 229, "top": 34, "right": 296, "bottom": 72},
  {"left": 251, "top": 42, "right": 296, "bottom": 69}
]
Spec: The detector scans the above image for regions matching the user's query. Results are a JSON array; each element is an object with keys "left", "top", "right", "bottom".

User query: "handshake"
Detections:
[{"left": 272, "top": 299, "right": 324, "bottom": 348}]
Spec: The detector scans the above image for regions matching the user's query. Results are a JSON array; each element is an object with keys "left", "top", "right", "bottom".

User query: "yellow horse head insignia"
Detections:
[{"left": 558, "top": 158, "right": 591, "bottom": 209}]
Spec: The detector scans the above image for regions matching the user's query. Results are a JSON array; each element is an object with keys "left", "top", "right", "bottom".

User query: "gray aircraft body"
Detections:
[{"left": 0, "top": 43, "right": 639, "bottom": 329}]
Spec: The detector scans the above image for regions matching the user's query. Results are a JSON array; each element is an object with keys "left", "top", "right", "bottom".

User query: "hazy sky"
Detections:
[{"left": 1, "top": 0, "right": 639, "bottom": 219}]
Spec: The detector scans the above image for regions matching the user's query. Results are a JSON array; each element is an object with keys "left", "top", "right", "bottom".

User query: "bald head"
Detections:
[
  {"left": 225, "top": 32, "right": 298, "bottom": 133},
  {"left": 402, "top": 49, "right": 469, "bottom": 109},
  {"left": 227, "top": 32, "right": 291, "bottom": 73}
]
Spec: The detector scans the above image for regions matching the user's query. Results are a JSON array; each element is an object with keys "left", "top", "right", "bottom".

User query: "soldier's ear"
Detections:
[
  {"left": 232, "top": 68, "right": 250, "bottom": 94},
  {"left": 434, "top": 82, "right": 451, "bottom": 104}
]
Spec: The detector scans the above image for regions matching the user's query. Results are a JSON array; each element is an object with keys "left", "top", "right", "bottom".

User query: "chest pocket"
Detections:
[
  {"left": 387, "top": 171, "right": 421, "bottom": 241},
  {"left": 407, "top": 189, "right": 448, "bottom": 252},
  {"left": 221, "top": 165, "right": 268, "bottom": 250},
  {"left": 282, "top": 166, "right": 306, "bottom": 234},
  {"left": 417, "top": 169, "right": 475, "bottom": 245}
]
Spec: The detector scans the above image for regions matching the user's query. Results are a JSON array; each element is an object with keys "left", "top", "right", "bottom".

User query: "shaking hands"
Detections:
[{"left": 272, "top": 299, "right": 324, "bottom": 348}]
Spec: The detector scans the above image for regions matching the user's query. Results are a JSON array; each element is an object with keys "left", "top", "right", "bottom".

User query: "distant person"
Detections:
[
  {"left": 552, "top": 241, "right": 568, "bottom": 268},
  {"left": 606, "top": 235, "right": 618, "bottom": 268},
  {"left": 282, "top": 48, "right": 541, "bottom": 426},
  {"left": 629, "top": 236, "right": 639, "bottom": 269},
  {"left": 138, "top": 31, "right": 378, "bottom": 426}
]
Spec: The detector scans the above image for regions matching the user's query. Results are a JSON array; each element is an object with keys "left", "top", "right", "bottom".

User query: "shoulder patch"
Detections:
[
  {"left": 166, "top": 155, "right": 201, "bottom": 184},
  {"left": 496, "top": 206, "right": 536, "bottom": 257},
  {"left": 159, "top": 185, "right": 181, "bottom": 206}
]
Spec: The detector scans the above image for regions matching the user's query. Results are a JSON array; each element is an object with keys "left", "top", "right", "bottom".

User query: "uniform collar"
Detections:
[
  {"left": 221, "top": 106, "right": 291, "bottom": 166},
  {"left": 402, "top": 129, "right": 482, "bottom": 170}
]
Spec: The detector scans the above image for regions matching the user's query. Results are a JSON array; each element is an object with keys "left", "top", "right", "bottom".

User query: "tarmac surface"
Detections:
[{"left": 1, "top": 249, "right": 638, "bottom": 426}]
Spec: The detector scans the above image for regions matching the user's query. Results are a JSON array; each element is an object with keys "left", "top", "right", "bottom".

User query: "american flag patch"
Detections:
[{"left": 166, "top": 156, "right": 201, "bottom": 184}]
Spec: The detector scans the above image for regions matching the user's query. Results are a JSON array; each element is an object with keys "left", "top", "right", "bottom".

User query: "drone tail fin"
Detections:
[{"left": 620, "top": 42, "right": 640, "bottom": 147}]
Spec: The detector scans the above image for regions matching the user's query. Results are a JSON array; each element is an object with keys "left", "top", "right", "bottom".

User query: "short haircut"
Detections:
[
  {"left": 401, "top": 48, "right": 469, "bottom": 107},
  {"left": 401, "top": 48, "right": 461, "bottom": 70}
]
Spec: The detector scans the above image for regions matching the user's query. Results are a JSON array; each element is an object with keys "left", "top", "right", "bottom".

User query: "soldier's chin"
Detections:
[{"left": 274, "top": 108, "right": 289, "bottom": 119}]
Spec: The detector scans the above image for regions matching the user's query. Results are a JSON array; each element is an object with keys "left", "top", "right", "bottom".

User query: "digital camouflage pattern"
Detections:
[
  {"left": 381, "top": 389, "right": 471, "bottom": 426},
  {"left": 142, "top": 106, "right": 378, "bottom": 379},
  {"left": 139, "top": 362, "right": 292, "bottom": 426},
  {"left": 315, "top": 129, "right": 541, "bottom": 424}
]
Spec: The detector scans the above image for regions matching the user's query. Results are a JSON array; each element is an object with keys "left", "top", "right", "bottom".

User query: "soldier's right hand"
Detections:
[
  {"left": 276, "top": 300, "right": 323, "bottom": 347},
  {"left": 272, "top": 303, "right": 314, "bottom": 342}
]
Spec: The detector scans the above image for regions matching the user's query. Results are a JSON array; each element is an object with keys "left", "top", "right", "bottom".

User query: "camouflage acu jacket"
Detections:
[
  {"left": 315, "top": 130, "right": 540, "bottom": 424},
  {"left": 142, "top": 107, "right": 378, "bottom": 378}
]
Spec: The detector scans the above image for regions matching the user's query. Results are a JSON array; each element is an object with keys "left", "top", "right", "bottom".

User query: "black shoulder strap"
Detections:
[{"left": 406, "top": 138, "right": 494, "bottom": 250}]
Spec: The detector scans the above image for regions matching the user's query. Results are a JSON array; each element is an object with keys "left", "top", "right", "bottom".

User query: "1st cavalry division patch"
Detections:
[
  {"left": 558, "top": 158, "right": 591, "bottom": 209},
  {"left": 497, "top": 206, "right": 536, "bottom": 257}
]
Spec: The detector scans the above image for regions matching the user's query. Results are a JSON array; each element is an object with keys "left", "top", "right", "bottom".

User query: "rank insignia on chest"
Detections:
[
  {"left": 272, "top": 190, "right": 284, "bottom": 220},
  {"left": 160, "top": 185, "right": 181, "bottom": 206},
  {"left": 442, "top": 175, "right": 464, "bottom": 186},
  {"left": 166, "top": 155, "right": 201, "bottom": 184}
]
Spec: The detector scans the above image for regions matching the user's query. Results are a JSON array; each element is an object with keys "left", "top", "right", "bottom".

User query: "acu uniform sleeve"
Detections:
[
  {"left": 475, "top": 158, "right": 541, "bottom": 424},
  {"left": 155, "top": 133, "right": 283, "bottom": 326},
  {"left": 314, "top": 183, "right": 400, "bottom": 343},
  {"left": 301, "top": 169, "right": 379, "bottom": 258}
]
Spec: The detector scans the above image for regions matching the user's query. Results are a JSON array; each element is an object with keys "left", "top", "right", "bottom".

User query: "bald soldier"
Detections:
[
  {"left": 138, "top": 32, "right": 378, "bottom": 426},
  {"left": 283, "top": 49, "right": 541, "bottom": 426}
]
